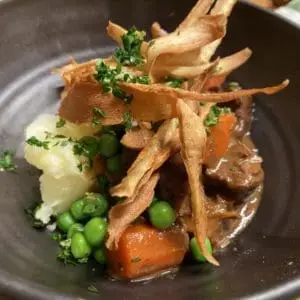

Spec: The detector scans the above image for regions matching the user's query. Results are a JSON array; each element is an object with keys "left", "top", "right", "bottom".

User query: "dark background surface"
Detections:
[{"left": 0, "top": 0, "right": 300, "bottom": 299}]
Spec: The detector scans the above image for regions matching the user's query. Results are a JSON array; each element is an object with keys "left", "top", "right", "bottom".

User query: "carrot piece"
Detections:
[
  {"left": 106, "top": 223, "right": 188, "bottom": 279},
  {"left": 204, "top": 113, "right": 237, "bottom": 164}
]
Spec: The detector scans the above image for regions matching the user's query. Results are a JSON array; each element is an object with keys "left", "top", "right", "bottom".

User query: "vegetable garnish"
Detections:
[
  {"left": 228, "top": 81, "right": 241, "bottom": 90},
  {"left": 123, "top": 111, "right": 133, "bottom": 131},
  {"left": 56, "top": 118, "right": 66, "bottom": 128},
  {"left": 0, "top": 149, "right": 17, "bottom": 172},
  {"left": 204, "top": 105, "right": 231, "bottom": 127},
  {"left": 24, "top": 202, "right": 50, "bottom": 229},
  {"left": 114, "top": 27, "right": 146, "bottom": 66},
  {"left": 87, "top": 284, "right": 99, "bottom": 293},
  {"left": 92, "top": 107, "right": 106, "bottom": 126},
  {"left": 26, "top": 136, "right": 50, "bottom": 149},
  {"left": 94, "top": 60, "right": 148, "bottom": 104},
  {"left": 164, "top": 76, "right": 186, "bottom": 88}
]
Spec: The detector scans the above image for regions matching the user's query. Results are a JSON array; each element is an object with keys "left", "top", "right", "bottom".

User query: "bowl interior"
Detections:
[{"left": 0, "top": 0, "right": 300, "bottom": 299}]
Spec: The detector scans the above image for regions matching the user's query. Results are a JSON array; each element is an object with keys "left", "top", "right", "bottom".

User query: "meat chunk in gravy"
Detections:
[{"left": 205, "top": 137, "right": 264, "bottom": 191}]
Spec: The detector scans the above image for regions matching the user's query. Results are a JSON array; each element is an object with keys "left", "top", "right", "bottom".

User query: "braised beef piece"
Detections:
[
  {"left": 205, "top": 139, "right": 264, "bottom": 191},
  {"left": 234, "top": 95, "right": 253, "bottom": 138}
]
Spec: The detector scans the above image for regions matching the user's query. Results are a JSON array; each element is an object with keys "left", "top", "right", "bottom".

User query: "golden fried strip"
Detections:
[
  {"left": 178, "top": 0, "right": 216, "bottom": 29},
  {"left": 106, "top": 172, "right": 160, "bottom": 249},
  {"left": 147, "top": 15, "right": 226, "bottom": 81},
  {"left": 121, "top": 126, "right": 154, "bottom": 150},
  {"left": 151, "top": 22, "right": 168, "bottom": 38},
  {"left": 204, "top": 48, "right": 252, "bottom": 89},
  {"left": 177, "top": 99, "right": 219, "bottom": 266},
  {"left": 110, "top": 119, "right": 178, "bottom": 198}
]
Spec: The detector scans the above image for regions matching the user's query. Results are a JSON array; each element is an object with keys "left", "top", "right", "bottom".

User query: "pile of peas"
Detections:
[{"left": 57, "top": 193, "right": 109, "bottom": 264}]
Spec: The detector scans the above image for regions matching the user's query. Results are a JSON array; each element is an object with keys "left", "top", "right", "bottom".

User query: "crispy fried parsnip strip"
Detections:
[
  {"left": 107, "top": 21, "right": 149, "bottom": 57},
  {"left": 58, "top": 81, "right": 127, "bottom": 125},
  {"left": 177, "top": 99, "right": 219, "bottom": 266},
  {"left": 178, "top": 0, "right": 216, "bottom": 29},
  {"left": 199, "top": 0, "right": 238, "bottom": 64},
  {"left": 204, "top": 48, "right": 252, "bottom": 89},
  {"left": 121, "top": 79, "right": 288, "bottom": 108},
  {"left": 147, "top": 15, "right": 226, "bottom": 81},
  {"left": 106, "top": 173, "right": 160, "bottom": 249},
  {"left": 121, "top": 127, "right": 154, "bottom": 150},
  {"left": 110, "top": 119, "right": 178, "bottom": 198},
  {"left": 151, "top": 22, "right": 168, "bottom": 38}
]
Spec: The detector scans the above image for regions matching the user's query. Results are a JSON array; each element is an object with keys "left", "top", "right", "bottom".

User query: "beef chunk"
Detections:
[{"left": 205, "top": 139, "right": 264, "bottom": 191}]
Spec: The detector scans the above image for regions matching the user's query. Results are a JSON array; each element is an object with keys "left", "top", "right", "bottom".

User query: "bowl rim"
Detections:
[{"left": 0, "top": 0, "right": 300, "bottom": 299}]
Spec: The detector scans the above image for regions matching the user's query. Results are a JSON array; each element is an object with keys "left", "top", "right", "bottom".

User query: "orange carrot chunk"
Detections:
[
  {"left": 106, "top": 223, "right": 188, "bottom": 279},
  {"left": 204, "top": 113, "right": 237, "bottom": 165}
]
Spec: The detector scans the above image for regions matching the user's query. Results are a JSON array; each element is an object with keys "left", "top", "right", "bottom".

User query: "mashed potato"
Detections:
[{"left": 24, "top": 114, "right": 101, "bottom": 223}]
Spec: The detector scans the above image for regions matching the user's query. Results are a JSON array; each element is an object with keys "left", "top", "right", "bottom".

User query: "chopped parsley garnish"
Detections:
[
  {"left": 204, "top": 105, "right": 231, "bottom": 127},
  {"left": 94, "top": 60, "right": 148, "bottom": 103},
  {"left": 88, "top": 284, "right": 99, "bottom": 293},
  {"left": 114, "top": 27, "right": 146, "bottom": 66},
  {"left": 0, "top": 149, "right": 17, "bottom": 172},
  {"left": 199, "top": 102, "right": 205, "bottom": 106},
  {"left": 228, "top": 81, "right": 241, "bottom": 90},
  {"left": 164, "top": 76, "right": 185, "bottom": 88},
  {"left": 92, "top": 107, "right": 106, "bottom": 126},
  {"left": 26, "top": 136, "right": 50, "bottom": 150},
  {"left": 93, "top": 107, "right": 106, "bottom": 118},
  {"left": 132, "top": 75, "right": 150, "bottom": 85},
  {"left": 56, "top": 118, "right": 66, "bottom": 128},
  {"left": 56, "top": 238, "right": 88, "bottom": 265},
  {"left": 149, "top": 40, "right": 156, "bottom": 47},
  {"left": 131, "top": 257, "right": 141, "bottom": 263},
  {"left": 123, "top": 111, "right": 133, "bottom": 131},
  {"left": 73, "top": 136, "right": 100, "bottom": 159},
  {"left": 24, "top": 202, "right": 49, "bottom": 229}
]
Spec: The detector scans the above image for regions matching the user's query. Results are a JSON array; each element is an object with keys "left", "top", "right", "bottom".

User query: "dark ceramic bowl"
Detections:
[{"left": 0, "top": 0, "right": 300, "bottom": 299}]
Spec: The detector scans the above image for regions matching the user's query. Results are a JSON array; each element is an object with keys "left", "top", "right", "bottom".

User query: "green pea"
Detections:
[
  {"left": 71, "top": 232, "right": 91, "bottom": 259},
  {"left": 94, "top": 247, "right": 107, "bottom": 264},
  {"left": 91, "top": 194, "right": 108, "bottom": 217},
  {"left": 148, "top": 201, "right": 176, "bottom": 230},
  {"left": 70, "top": 199, "right": 86, "bottom": 221},
  {"left": 190, "top": 237, "right": 213, "bottom": 262},
  {"left": 84, "top": 217, "right": 107, "bottom": 247},
  {"left": 67, "top": 223, "right": 84, "bottom": 239},
  {"left": 83, "top": 193, "right": 108, "bottom": 217},
  {"left": 57, "top": 212, "right": 75, "bottom": 233},
  {"left": 106, "top": 154, "right": 122, "bottom": 173},
  {"left": 99, "top": 134, "right": 120, "bottom": 158}
]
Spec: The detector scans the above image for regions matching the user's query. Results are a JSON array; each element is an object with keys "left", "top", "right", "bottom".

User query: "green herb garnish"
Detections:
[
  {"left": 92, "top": 107, "right": 106, "bottom": 126},
  {"left": 149, "top": 40, "right": 156, "bottom": 47},
  {"left": 93, "top": 107, "right": 106, "bottom": 118},
  {"left": 131, "top": 257, "right": 141, "bottom": 263},
  {"left": 114, "top": 27, "right": 146, "bottom": 66},
  {"left": 26, "top": 136, "right": 50, "bottom": 150},
  {"left": 0, "top": 149, "right": 17, "bottom": 172},
  {"left": 56, "top": 118, "right": 66, "bottom": 128},
  {"left": 94, "top": 60, "right": 147, "bottom": 104},
  {"left": 204, "top": 105, "right": 231, "bottom": 127},
  {"left": 87, "top": 284, "right": 99, "bottom": 293},
  {"left": 228, "top": 81, "right": 240, "bottom": 90},
  {"left": 123, "top": 111, "right": 133, "bottom": 131},
  {"left": 164, "top": 76, "right": 185, "bottom": 88},
  {"left": 24, "top": 202, "right": 48, "bottom": 229}
]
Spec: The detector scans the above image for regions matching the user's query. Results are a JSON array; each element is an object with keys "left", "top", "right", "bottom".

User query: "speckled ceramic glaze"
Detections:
[{"left": 0, "top": 0, "right": 300, "bottom": 299}]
